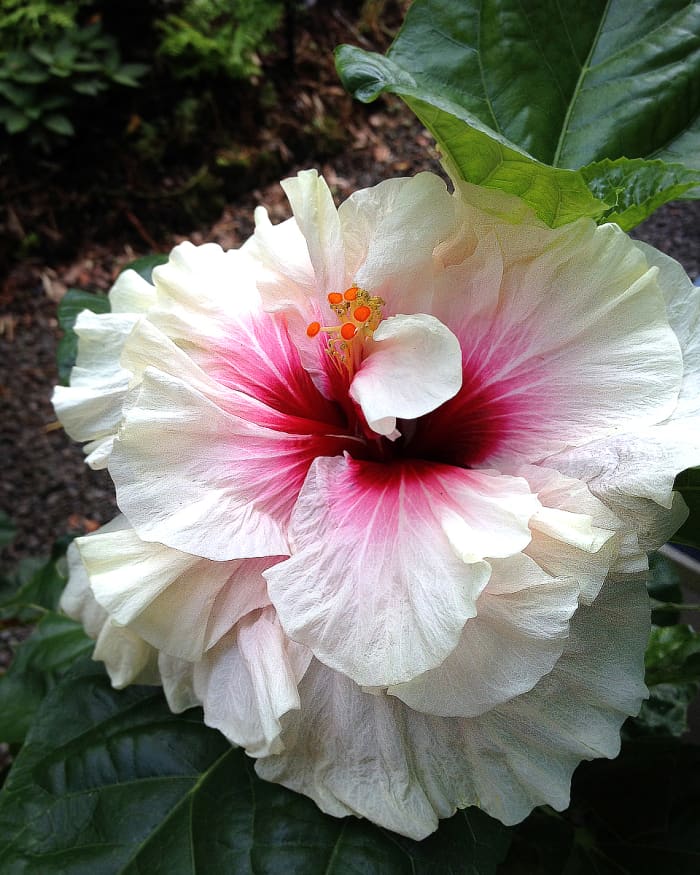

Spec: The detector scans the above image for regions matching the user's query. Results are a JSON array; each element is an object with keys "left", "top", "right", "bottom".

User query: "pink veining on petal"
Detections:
[
  {"left": 408, "top": 319, "right": 555, "bottom": 466},
  {"left": 199, "top": 310, "right": 352, "bottom": 436},
  {"left": 265, "top": 453, "right": 536, "bottom": 687}
]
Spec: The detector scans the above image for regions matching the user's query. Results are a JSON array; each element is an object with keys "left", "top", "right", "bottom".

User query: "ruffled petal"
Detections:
[
  {"left": 108, "top": 268, "right": 156, "bottom": 314},
  {"left": 341, "top": 173, "right": 457, "bottom": 315},
  {"left": 158, "top": 653, "right": 200, "bottom": 713},
  {"left": 194, "top": 607, "right": 311, "bottom": 756},
  {"left": 61, "top": 525, "right": 160, "bottom": 689},
  {"left": 148, "top": 242, "right": 261, "bottom": 345},
  {"left": 265, "top": 455, "right": 539, "bottom": 687},
  {"left": 77, "top": 526, "right": 272, "bottom": 661},
  {"left": 52, "top": 310, "right": 139, "bottom": 468},
  {"left": 516, "top": 465, "right": 623, "bottom": 602},
  {"left": 280, "top": 169, "right": 346, "bottom": 298},
  {"left": 349, "top": 314, "right": 463, "bottom": 437},
  {"left": 413, "top": 213, "right": 684, "bottom": 466},
  {"left": 388, "top": 554, "right": 579, "bottom": 717},
  {"left": 256, "top": 577, "right": 649, "bottom": 840},
  {"left": 110, "top": 369, "right": 351, "bottom": 560}
]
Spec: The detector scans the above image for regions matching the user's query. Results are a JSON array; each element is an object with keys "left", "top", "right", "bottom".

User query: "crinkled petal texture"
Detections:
[
  {"left": 53, "top": 168, "right": 700, "bottom": 839},
  {"left": 265, "top": 456, "right": 539, "bottom": 688},
  {"left": 256, "top": 577, "right": 650, "bottom": 840}
]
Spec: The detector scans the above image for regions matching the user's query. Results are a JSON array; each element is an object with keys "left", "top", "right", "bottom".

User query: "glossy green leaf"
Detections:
[
  {"left": 0, "top": 660, "right": 512, "bottom": 873},
  {"left": 56, "top": 287, "right": 110, "bottom": 384},
  {"left": 581, "top": 158, "right": 700, "bottom": 230},
  {"left": 673, "top": 467, "right": 700, "bottom": 549},
  {"left": 0, "top": 612, "right": 92, "bottom": 744},
  {"left": 336, "top": 0, "right": 700, "bottom": 226},
  {"left": 336, "top": 47, "right": 606, "bottom": 228}
]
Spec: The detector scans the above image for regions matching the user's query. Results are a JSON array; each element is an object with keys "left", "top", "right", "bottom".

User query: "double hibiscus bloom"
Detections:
[{"left": 54, "top": 170, "right": 699, "bottom": 839}]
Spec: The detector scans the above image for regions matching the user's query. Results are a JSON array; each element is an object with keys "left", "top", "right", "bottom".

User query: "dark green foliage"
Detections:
[
  {"left": 336, "top": 0, "right": 700, "bottom": 228},
  {"left": 157, "top": 0, "right": 285, "bottom": 80},
  {"left": 0, "top": 3, "right": 148, "bottom": 147},
  {"left": 0, "top": 659, "right": 512, "bottom": 873}
]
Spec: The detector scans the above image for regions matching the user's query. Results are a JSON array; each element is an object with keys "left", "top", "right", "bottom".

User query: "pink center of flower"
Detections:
[{"left": 306, "top": 286, "right": 384, "bottom": 380}]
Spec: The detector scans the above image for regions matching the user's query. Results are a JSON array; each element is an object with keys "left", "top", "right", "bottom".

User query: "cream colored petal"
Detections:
[
  {"left": 256, "top": 577, "right": 648, "bottom": 840},
  {"left": 194, "top": 607, "right": 311, "bottom": 757},
  {"left": 388, "top": 554, "right": 579, "bottom": 717}
]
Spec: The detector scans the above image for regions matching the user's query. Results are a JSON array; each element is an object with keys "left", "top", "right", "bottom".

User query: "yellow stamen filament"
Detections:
[{"left": 306, "top": 285, "right": 385, "bottom": 378}]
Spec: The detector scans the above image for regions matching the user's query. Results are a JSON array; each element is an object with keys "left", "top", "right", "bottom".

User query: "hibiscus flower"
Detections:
[{"left": 53, "top": 170, "right": 699, "bottom": 839}]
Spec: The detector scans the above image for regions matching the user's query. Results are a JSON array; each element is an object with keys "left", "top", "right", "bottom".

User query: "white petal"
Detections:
[
  {"left": 158, "top": 653, "right": 200, "bottom": 713},
  {"left": 108, "top": 268, "right": 156, "bottom": 314},
  {"left": 256, "top": 577, "right": 649, "bottom": 839},
  {"left": 194, "top": 607, "right": 311, "bottom": 756},
  {"left": 342, "top": 173, "right": 457, "bottom": 314},
  {"left": 52, "top": 310, "right": 138, "bottom": 459},
  {"left": 61, "top": 519, "right": 161, "bottom": 690},
  {"left": 149, "top": 242, "right": 261, "bottom": 345},
  {"left": 349, "top": 314, "right": 463, "bottom": 436},
  {"left": 93, "top": 620, "right": 160, "bottom": 689},
  {"left": 516, "top": 465, "right": 623, "bottom": 603},
  {"left": 388, "top": 554, "right": 579, "bottom": 717},
  {"left": 110, "top": 369, "right": 320, "bottom": 560},
  {"left": 265, "top": 456, "right": 539, "bottom": 688},
  {"left": 78, "top": 528, "right": 271, "bottom": 661},
  {"left": 280, "top": 169, "right": 346, "bottom": 296}
]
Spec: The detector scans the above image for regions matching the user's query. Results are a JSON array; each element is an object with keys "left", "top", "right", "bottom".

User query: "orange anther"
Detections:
[
  {"left": 343, "top": 286, "right": 359, "bottom": 301},
  {"left": 327, "top": 292, "right": 343, "bottom": 305},
  {"left": 340, "top": 323, "right": 357, "bottom": 340},
  {"left": 353, "top": 305, "right": 371, "bottom": 322},
  {"left": 306, "top": 321, "right": 321, "bottom": 337}
]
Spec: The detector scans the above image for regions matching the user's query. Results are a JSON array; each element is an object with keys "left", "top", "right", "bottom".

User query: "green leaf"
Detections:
[
  {"left": 622, "top": 625, "right": 700, "bottom": 738},
  {"left": 110, "top": 62, "right": 149, "bottom": 87},
  {"left": 122, "top": 253, "right": 168, "bottom": 284},
  {"left": 72, "top": 78, "right": 107, "bottom": 96},
  {"left": 673, "top": 467, "right": 700, "bottom": 549},
  {"left": 336, "top": 0, "right": 700, "bottom": 225},
  {"left": 336, "top": 46, "right": 606, "bottom": 229},
  {"left": 645, "top": 624, "right": 700, "bottom": 687},
  {"left": 28, "top": 45, "right": 54, "bottom": 66},
  {"left": 42, "top": 112, "right": 74, "bottom": 136},
  {"left": 0, "top": 107, "right": 29, "bottom": 134},
  {"left": 0, "top": 538, "right": 71, "bottom": 616},
  {"left": 0, "top": 79, "right": 31, "bottom": 107},
  {"left": 0, "top": 613, "right": 92, "bottom": 744},
  {"left": 0, "top": 511, "right": 15, "bottom": 548},
  {"left": 0, "top": 661, "right": 512, "bottom": 873},
  {"left": 581, "top": 158, "right": 700, "bottom": 230},
  {"left": 56, "top": 288, "right": 110, "bottom": 384},
  {"left": 628, "top": 682, "right": 698, "bottom": 738}
]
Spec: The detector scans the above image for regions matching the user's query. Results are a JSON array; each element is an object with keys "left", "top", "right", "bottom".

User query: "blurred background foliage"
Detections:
[{"left": 0, "top": 0, "right": 394, "bottom": 273}]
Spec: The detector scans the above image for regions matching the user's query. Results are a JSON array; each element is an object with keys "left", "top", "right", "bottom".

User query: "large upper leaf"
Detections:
[
  {"left": 336, "top": 0, "right": 700, "bottom": 227},
  {"left": 0, "top": 659, "right": 512, "bottom": 874}
]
